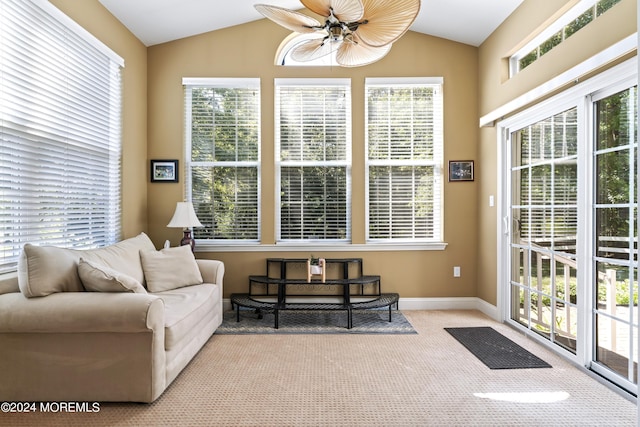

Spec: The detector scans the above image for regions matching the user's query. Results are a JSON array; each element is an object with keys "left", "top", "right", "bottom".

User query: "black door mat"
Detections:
[{"left": 445, "top": 326, "right": 552, "bottom": 369}]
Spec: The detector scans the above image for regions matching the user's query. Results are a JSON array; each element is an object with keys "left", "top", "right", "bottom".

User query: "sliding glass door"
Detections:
[
  {"left": 509, "top": 108, "right": 579, "bottom": 353},
  {"left": 502, "top": 62, "right": 637, "bottom": 394}
]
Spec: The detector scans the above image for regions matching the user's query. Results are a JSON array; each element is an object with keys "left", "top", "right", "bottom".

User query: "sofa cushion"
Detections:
[
  {"left": 78, "top": 258, "right": 147, "bottom": 294},
  {"left": 156, "top": 283, "right": 219, "bottom": 350},
  {"left": 140, "top": 245, "right": 203, "bottom": 293},
  {"left": 18, "top": 233, "right": 155, "bottom": 298}
]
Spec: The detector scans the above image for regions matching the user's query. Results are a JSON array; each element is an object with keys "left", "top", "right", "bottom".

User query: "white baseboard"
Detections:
[
  {"left": 223, "top": 297, "right": 500, "bottom": 321},
  {"left": 398, "top": 297, "right": 500, "bottom": 320}
]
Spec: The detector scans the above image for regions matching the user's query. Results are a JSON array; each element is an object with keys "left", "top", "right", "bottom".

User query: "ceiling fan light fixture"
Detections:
[
  {"left": 329, "top": 24, "right": 344, "bottom": 41},
  {"left": 255, "top": 0, "right": 420, "bottom": 67}
]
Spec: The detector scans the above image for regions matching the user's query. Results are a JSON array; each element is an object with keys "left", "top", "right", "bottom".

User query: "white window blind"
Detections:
[
  {"left": 184, "top": 78, "right": 260, "bottom": 241},
  {"left": 366, "top": 78, "right": 443, "bottom": 241},
  {"left": 0, "top": 0, "right": 123, "bottom": 273},
  {"left": 275, "top": 79, "right": 351, "bottom": 241}
]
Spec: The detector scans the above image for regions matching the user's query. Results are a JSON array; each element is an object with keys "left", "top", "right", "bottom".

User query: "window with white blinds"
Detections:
[
  {"left": 0, "top": 0, "right": 123, "bottom": 273},
  {"left": 275, "top": 79, "right": 351, "bottom": 241},
  {"left": 184, "top": 78, "right": 260, "bottom": 241},
  {"left": 366, "top": 78, "right": 443, "bottom": 242}
]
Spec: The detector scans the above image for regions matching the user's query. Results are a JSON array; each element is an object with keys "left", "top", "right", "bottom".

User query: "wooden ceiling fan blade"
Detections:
[
  {"left": 255, "top": 4, "right": 322, "bottom": 34},
  {"left": 356, "top": 0, "right": 420, "bottom": 47},
  {"left": 336, "top": 36, "right": 391, "bottom": 67},
  {"left": 291, "top": 38, "right": 337, "bottom": 62},
  {"left": 301, "top": 0, "right": 364, "bottom": 22}
]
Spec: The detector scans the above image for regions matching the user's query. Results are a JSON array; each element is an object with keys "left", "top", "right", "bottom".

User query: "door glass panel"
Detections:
[
  {"left": 596, "top": 208, "right": 631, "bottom": 259},
  {"left": 553, "top": 208, "right": 578, "bottom": 254},
  {"left": 509, "top": 107, "right": 579, "bottom": 355},
  {"left": 511, "top": 284, "right": 529, "bottom": 328},
  {"left": 554, "top": 163, "right": 577, "bottom": 198},
  {"left": 529, "top": 208, "right": 553, "bottom": 247},
  {"left": 530, "top": 165, "right": 552, "bottom": 204},
  {"left": 510, "top": 246, "right": 526, "bottom": 284},
  {"left": 518, "top": 168, "right": 529, "bottom": 205},
  {"left": 555, "top": 262, "right": 577, "bottom": 302},
  {"left": 518, "top": 127, "right": 531, "bottom": 166},
  {"left": 596, "top": 151, "right": 630, "bottom": 204},
  {"left": 554, "top": 108, "right": 578, "bottom": 157},
  {"left": 555, "top": 303, "right": 578, "bottom": 352},
  {"left": 593, "top": 86, "right": 637, "bottom": 387},
  {"left": 531, "top": 290, "right": 552, "bottom": 339},
  {"left": 596, "top": 313, "right": 631, "bottom": 379}
]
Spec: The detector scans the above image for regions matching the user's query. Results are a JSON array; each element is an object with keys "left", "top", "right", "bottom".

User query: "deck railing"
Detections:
[{"left": 519, "top": 239, "right": 622, "bottom": 350}]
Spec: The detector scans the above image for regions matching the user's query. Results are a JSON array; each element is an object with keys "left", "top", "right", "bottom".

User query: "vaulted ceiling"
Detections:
[{"left": 99, "top": 0, "right": 524, "bottom": 47}]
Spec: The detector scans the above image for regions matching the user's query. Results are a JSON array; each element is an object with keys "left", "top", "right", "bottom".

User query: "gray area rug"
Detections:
[
  {"left": 445, "top": 326, "right": 552, "bottom": 369},
  {"left": 217, "top": 309, "right": 417, "bottom": 334}
]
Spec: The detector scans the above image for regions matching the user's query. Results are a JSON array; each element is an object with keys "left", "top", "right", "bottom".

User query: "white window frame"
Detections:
[
  {"left": 274, "top": 78, "right": 352, "bottom": 243},
  {"left": 183, "top": 77, "right": 261, "bottom": 243},
  {"left": 509, "top": 0, "right": 621, "bottom": 77},
  {"left": 365, "top": 77, "right": 444, "bottom": 244}
]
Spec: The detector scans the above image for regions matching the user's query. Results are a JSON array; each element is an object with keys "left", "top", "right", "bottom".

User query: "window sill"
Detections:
[{"left": 194, "top": 242, "right": 448, "bottom": 252}]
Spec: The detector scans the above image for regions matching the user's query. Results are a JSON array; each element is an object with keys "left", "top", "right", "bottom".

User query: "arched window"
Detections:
[{"left": 276, "top": 33, "right": 339, "bottom": 67}]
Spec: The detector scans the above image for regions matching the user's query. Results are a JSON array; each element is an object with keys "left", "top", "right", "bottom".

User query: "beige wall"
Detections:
[
  {"left": 147, "top": 21, "right": 480, "bottom": 297},
  {"left": 47, "top": 0, "right": 635, "bottom": 305},
  {"left": 49, "top": 0, "right": 148, "bottom": 238},
  {"left": 476, "top": 0, "right": 637, "bottom": 305}
]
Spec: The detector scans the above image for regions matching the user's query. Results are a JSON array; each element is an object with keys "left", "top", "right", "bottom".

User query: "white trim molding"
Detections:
[{"left": 196, "top": 242, "right": 448, "bottom": 252}]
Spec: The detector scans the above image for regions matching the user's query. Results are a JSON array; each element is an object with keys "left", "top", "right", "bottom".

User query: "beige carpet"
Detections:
[{"left": 2, "top": 310, "right": 636, "bottom": 426}]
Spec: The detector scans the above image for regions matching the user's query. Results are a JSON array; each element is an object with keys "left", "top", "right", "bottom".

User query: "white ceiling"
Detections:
[{"left": 98, "top": 0, "right": 524, "bottom": 47}]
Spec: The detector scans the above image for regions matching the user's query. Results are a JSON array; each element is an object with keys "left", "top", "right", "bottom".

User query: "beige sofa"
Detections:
[{"left": 0, "top": 233, "right": 224, "bottom": 403}]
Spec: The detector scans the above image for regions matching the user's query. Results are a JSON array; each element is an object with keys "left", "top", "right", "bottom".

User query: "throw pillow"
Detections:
[
  {"left": 18, "top": 244, "right": 84, "bottom": 298},
  {"left": 81, "top": 232, "right": 156, "bottom": 287},
  {"left": 140, "top": 245, "right": 203, "bottom": 292},
  {"left": 78, "top": 258, "right": 147, "bottom": 294}
]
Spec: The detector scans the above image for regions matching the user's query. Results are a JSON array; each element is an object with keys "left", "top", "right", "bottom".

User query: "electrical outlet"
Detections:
[{"left": 453, "top": 266, "right": 461, "bottom": 277}]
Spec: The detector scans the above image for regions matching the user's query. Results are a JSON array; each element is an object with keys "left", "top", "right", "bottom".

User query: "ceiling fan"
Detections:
[{"left": 254, "top": 0, "right": 421, "bottom": 67}]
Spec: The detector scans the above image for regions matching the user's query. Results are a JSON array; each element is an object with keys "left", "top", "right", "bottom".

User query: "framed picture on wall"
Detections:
[
  {"left": 150, "top": 160, "right": 178, "bottom": 183},
  {"left": 448, "top": 160, "right": 474, "bottom": 182}
]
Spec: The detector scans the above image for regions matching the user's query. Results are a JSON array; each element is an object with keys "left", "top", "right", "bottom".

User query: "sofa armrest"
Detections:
[
  {"left": 196, "top": 259, "right": 224, "bottom": 287},
  {"left": 0, "top": 272, "right": 19, "bottom": 295},
  {"left": 0, "top": 292, "right": 164, "bottom": 334}
]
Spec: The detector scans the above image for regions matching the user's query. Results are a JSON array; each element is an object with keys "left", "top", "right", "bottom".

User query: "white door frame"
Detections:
[{"left": 495, "top": 58, "right": 637, "bottom": 374}]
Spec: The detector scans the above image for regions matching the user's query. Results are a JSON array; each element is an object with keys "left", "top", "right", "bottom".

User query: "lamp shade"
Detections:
[{"left": 167, "top": 202, "right": 203, "bottom": 228}]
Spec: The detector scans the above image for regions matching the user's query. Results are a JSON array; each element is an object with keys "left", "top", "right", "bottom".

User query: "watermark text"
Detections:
[{"left": 1, "top": 401, "right": 100, "bottom": 413}]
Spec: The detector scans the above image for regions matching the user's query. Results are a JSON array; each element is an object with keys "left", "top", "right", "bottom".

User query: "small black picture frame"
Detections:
[
  {"left": 150, "top": 160, "right": 178, "bottom": 183},
  {"left": 449, "top": 160, "right": 474, "bottom": 182}
]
